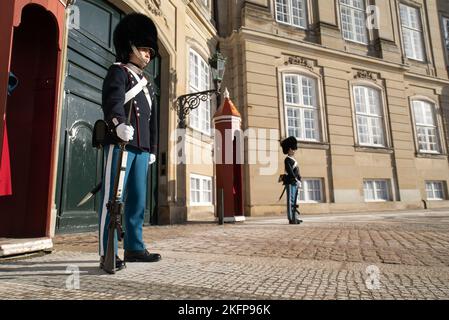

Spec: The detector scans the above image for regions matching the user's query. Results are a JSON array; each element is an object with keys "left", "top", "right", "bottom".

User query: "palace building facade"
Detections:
[{"left": 217, "top": 0, "right": 449, "bottom": 216}]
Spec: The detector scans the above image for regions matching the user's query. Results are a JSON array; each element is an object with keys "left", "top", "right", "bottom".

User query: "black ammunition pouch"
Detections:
[
  {"left": 278, "top": 174, "right": 287, "bottom": 185},
  {"left": 92, "top": 120, "right": 109, "bottom": 149}
]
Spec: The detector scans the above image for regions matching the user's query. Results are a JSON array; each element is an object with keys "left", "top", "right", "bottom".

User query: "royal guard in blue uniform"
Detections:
[
  {"left": 99, "top": 13, "right": 161, "bottom": 271},
  {"left": 281, "top": 136, "right": 302, "bottom": 225}
]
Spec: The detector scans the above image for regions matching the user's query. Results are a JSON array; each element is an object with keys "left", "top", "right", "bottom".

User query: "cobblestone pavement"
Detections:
[{"left": 1, "top": 209, "right": 449, "bottom": 300}]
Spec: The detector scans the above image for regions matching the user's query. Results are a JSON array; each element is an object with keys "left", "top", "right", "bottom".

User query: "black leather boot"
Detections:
[{"left": 124, "top": 249, "right": 161, "bottom": 262}]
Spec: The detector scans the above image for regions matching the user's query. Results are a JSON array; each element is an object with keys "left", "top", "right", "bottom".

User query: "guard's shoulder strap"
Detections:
[
  {"left": 114, "top": 63, "right": 148, "bottom": 105},
  {"left": 122, "top": 65, "right": 152, "bottom": 111}
]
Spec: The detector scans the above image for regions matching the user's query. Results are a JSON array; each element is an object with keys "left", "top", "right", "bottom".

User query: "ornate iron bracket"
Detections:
[{"left": 174, "top": 89, "right": 219, "bottom": 128}]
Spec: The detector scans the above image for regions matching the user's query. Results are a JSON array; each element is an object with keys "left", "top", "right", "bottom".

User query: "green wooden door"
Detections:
[{"left": 56, "top": 0, "right": 160, "bottom": 233}]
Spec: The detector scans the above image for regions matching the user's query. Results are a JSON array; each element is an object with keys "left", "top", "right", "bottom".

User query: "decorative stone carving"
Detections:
[
  {"left": 145, "top": 0, "right": 163, "bottom": 16},
  {"left": 354, "top": 70, "right": 376, "bottom": 81},
  {"left": 285, "top": 56, "right": 313, "bottom": 70}
]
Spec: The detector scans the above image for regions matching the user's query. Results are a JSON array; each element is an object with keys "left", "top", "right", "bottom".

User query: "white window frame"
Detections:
[
  {"left": 283, "top": 73, "right": 321, "bottom": 142},
  {"left": 339, "top": 0, "right": 369, "bottom": 45},
  {"left": 425, "top": 181, "right": 446, "bottom": 201},
  {"left": 353, "top": 85, "right": 386, "bottom": 147},
  {"left": 298, "top": 179, "right": 324, "bottom": 203},
  {"left": 399, "top": 3, "right": 425, "bottom": 61},
  {"left": 190, "top": 174, "right": 213, "bottom": 206},
  {"left": 363, "top": 179, "right": 391, "bottom": 202},
  {"left": 442, "top": 16, "right": 449, "bottom": 64},
  {"left": 411, "top": 100, "right": 441, "bottom": 154},
  {"left": 275, "top": 0, "right": 308, "bottom": 29},
  {"left": 189, "top": 49, "right": 211, "bottom": 135}
]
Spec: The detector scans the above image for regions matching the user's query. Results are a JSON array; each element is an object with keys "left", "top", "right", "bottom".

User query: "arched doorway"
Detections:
[
  {"left": 0, "top": 4, "right": 60, "bottom": 238},
  {"left": 56, "top": 0, "right": 161, "bottom": 232}
]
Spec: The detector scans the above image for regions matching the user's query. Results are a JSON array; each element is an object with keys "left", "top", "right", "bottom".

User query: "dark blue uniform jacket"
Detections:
[
  {"left": 284, "top": 157, "right": 301, "bottom": 185},
  {"left": 102, "top": 63, "right": 158, "bottom": 154}
]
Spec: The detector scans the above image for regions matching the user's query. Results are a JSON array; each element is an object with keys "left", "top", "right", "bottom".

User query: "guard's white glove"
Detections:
[
  {"left": 149, "top": 153, "right": 156, "bottom": 165},
  {"left": 116, "top": 123, "right": 134, "bottom": 142},
  {"left": 296, "top": 180, "right": 302, "bottom": 188}
]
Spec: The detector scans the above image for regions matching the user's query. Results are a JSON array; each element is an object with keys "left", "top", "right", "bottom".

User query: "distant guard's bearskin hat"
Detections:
[
  {"left": 281, "top": 136, "right": 298, "bottom": 155},
  {"left": 113, "top": 13, "right": 158, "bottom": 63}
]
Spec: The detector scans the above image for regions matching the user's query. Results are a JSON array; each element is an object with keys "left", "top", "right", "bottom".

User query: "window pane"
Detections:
[
  {"left": 400, "top": 4, "right": 409, "bottom": 27},
  {"left": 190, "top": 103, "right": 199, "bottom": 129},
  {"left": 291, "top": 0, "right": 307, "bottom": 27},
  {"left": 352, "top": 0, "right": 364, "bottom": 9},
  {"left": 357, "top": 116, "right": 369, "bottom": 144},
  {"left": 287, "top": 107, "right": 301, "bottom": 138},
  {"left": 301, "top": 76, "right": 315, "bottom": 106},
  {"left": 411, "top": 30, "right": 424, "bottom": 61},
  {"left": 403, "top": 29, "right": 413, "bottom": 58},
  {"left": 304, "top": 109, "right": 317, "bottom": 140},
  {"left": 285, "top": 75, "right": 319, "bottom": 142},
  {"left": 354, "top": 9, "right": 367, "bottom": 43},
  {"left": 307, "top": 188, "right": 314, "bottom": 201},
  {"left": 340, "top": 0, "right": 367, "bottom": 43},
  {"left": 435, "top": 187, "right": 444, "bottom": 199},
  {"left": 375, "top": 181, "right": 388, "bottom": 200},
  {"left": 443, "top": 17, "right": 449, "bottom": 60},
  {"left": 300, "top": 179, "right": 322, "bottom": 202},
  {"left": 367, "top": 88, "right": 381, "bottom": 115},
  {"left": 276, "top": 0, "right": 307, "bottom": 27},
  {"left": 409, "top": 6, "right": 421, "bottom": 30},
  {"left": 298, "top": 187, "right": 305, "bottom": 201},
  {"left": 190, "top": 178, "right": 199, "bottom": 203},
  {"left": 341, "top": 6, "right": 354, "bottom": 40},
  {"left": 189, "top": 51, "right": 211, "bottom": 133},
  {"left": 354, "top": 87, "right": 366, "bottom": 113},
  {"left": 191, "top": 176, "right": 212, "bottom": 204},
  {"left": 413, "top": 101, "right": 425, "bottom": 124},
  {"left": 276, "top": 0, "right": 289, "bottom": 23},
  {"left": 309, "top": 180, "right": 322, "bottom": 202},
  {"left": 189, "top": 52, "right": 198, "bottom": 89},
  {"left": 285, "top": 75, "right": 300, "bottom": 104},
  {"left": 413, "top": 101, "right": 439, "bottom": 153},
  {"left": 400, "top": 5, "right": 424, "bottom": 60},
  {"left": 426, "top": 182, "right": 434, "bottom": 199},
  {"left": 202, "top": 179, "right": 209, "bottom": 192},
  {"left": 354, "top": 86, "right": 384, "bottom": 146},
  {"left": 426, "top": 181, "right": 445, "bottom": 200},
  {"left": 364, "top": 180, "right": 389, "bottom": 201},
  {"left": 364, "top": 181, "right": 375, "bottom": 201}
]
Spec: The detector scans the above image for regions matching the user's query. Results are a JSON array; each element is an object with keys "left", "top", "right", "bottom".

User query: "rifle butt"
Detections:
[{"left": 103, "top": 225, "right": 116, "bottom": 274}]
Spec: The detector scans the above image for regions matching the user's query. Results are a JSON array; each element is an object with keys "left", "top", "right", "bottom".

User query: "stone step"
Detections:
[{"left": 0, "top": 237, "right": 53, "bottom": 257}]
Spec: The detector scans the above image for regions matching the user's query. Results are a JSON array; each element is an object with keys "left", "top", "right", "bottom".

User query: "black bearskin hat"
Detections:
[
  {"left": 281, "top": 136, "right": 298, "bottom": 154},
  {"left": 113, "top": 13, "right": 158, "bottom": 63}
]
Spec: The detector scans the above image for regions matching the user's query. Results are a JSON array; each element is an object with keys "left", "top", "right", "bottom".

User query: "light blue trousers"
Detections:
[
  {"left": 99, "top": 145, "right": 149, "bottom": 256},
  {"left": 286, "top": 184, "right": 298, "bottom": 222}
]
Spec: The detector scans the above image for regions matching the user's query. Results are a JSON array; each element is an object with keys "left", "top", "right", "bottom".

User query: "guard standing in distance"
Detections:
[
  {"left": 99, "top": 13, "right": 161, "bottom": 271},
  {"left": 281, "top": 136, "right": 302, "bottom": 225}
]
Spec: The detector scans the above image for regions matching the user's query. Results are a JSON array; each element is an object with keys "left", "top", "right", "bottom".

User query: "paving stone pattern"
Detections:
[{"left": 1, "top": 210, "right": 449, "bottom": 300}]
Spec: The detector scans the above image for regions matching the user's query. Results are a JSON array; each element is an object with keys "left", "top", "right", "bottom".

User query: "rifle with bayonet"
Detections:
[{"left": 102, "top": 98, "right": 134, "bottom": 274}]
